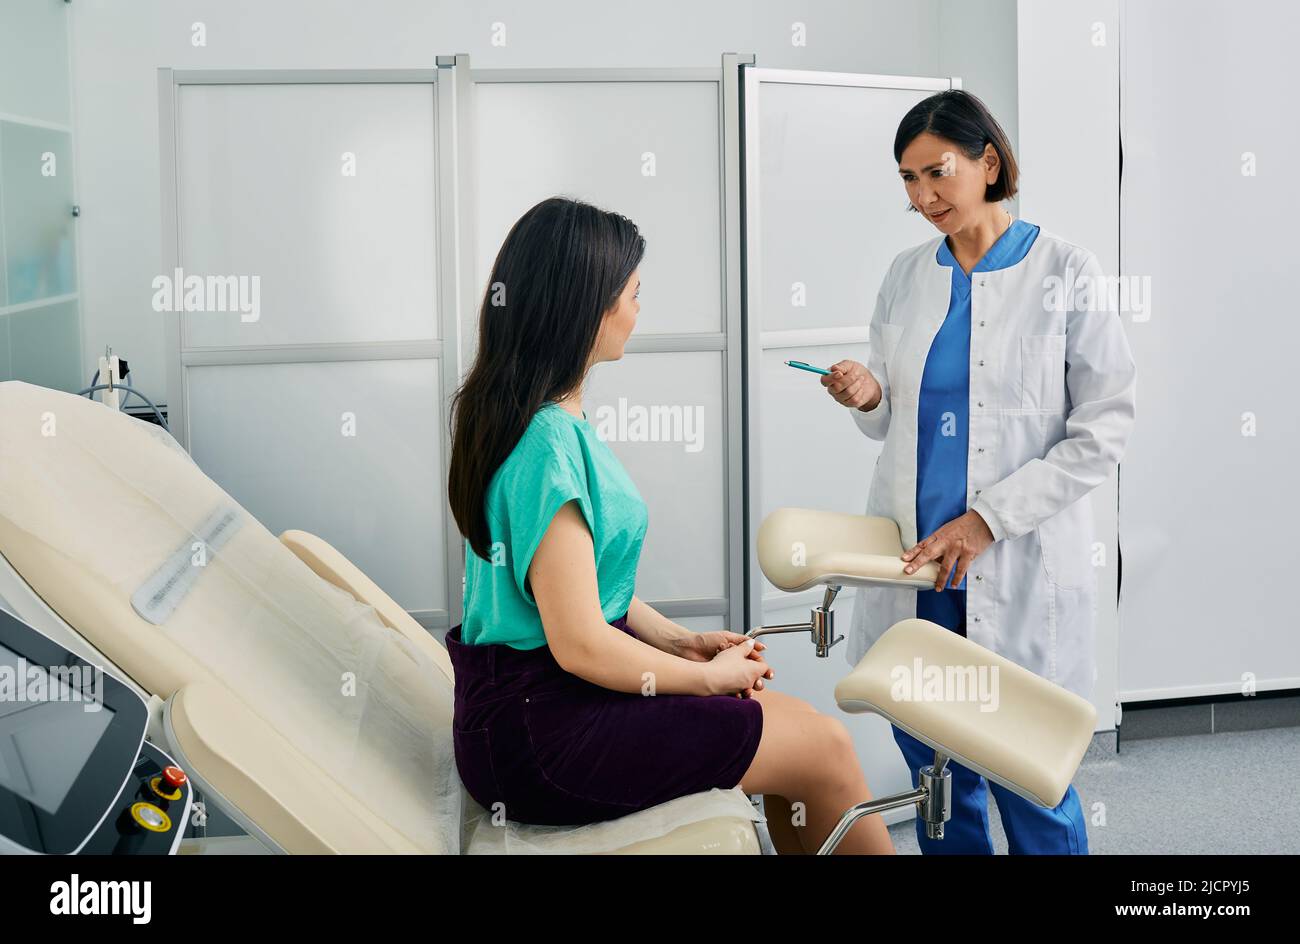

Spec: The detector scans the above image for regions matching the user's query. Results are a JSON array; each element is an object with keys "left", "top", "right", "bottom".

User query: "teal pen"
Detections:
[{"left": 785, "top": 359, "right": 832, "bottom": 376}]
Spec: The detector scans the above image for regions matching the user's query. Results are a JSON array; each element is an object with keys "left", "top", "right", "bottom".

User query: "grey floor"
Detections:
[{"left": 886, "top": 725, "right": 1300, "bottom": 854}]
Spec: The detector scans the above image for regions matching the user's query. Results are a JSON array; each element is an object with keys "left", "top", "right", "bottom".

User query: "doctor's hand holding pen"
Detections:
[
  {"left": 793, "top": 358, "right": 997, "bottom": 591},
  {"left": 819, "top": 359, "right": 882, "bottom": 412}
]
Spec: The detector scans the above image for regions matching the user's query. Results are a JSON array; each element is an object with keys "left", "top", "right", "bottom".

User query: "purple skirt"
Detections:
[{"left": 444, "top": 613, "right": 764, "bottom": 826}]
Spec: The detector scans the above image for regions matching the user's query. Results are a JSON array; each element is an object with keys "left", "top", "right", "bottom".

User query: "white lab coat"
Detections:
[{"left": 848, "top": 229, "right": 1137, "bottom": 702}]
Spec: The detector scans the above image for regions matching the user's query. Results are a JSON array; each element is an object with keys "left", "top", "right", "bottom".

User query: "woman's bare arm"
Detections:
[
  {"left": 625, "top": 595, "right": 693, "bottom": 656},
  {"left": 528, "top": 500, "right": 715, "bottom": 696}
]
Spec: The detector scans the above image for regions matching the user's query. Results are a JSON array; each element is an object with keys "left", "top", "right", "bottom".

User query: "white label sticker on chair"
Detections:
[{"left": 131, "top": 506, "right": 243, "bottom": 626}]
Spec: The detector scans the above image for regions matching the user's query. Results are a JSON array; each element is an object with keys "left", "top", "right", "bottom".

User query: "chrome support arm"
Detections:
[
  {"left": 747, "top": 585, "right": 844, "bottom": 657},
  {"left": 816, "top": 751, "right": 953, "bottom": 854}
]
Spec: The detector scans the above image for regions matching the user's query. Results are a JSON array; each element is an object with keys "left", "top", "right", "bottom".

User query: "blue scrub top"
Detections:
[{"left": 915, "top": 217, "right": 1040, "bottom": 633}]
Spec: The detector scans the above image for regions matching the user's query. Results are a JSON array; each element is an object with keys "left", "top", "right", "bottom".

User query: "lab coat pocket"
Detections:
[
  {"left": 1019, "top": 334, "right": 1067, "bottom": 412},
  {"left": 1035, "top": 508, "right": 1091, "bottom": 591}
]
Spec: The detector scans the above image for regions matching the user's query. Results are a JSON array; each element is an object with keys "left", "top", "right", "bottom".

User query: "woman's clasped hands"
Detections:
[{"left": 681, "top": 631, "right": 773, "bottom": 699}]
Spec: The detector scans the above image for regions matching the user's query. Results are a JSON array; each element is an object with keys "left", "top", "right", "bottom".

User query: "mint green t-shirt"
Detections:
[{"left": 460, "top": 402, "right": 649, "bottom": 649}]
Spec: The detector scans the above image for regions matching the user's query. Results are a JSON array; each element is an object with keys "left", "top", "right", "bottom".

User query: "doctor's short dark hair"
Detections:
[{"left": 894, "top": 89, "right": 1020, "bottom": 208}]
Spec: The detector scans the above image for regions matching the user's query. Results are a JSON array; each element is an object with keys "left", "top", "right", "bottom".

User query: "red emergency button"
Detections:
[{"left": 149, "top": 766, "right": 188, "bottom": 802}]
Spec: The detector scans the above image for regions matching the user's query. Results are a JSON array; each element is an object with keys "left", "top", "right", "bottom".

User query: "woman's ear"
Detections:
[{"left": 983, "top": 142, "right": 1001, "bottom": 186}]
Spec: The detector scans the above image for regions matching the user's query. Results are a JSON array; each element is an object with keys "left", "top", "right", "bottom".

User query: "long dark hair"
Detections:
[
  {"left": 448, "top": 196, "right": 646, "bottom": 562},
  {"left": 893, "top": 89, "right": 1020, "bottom": 210}
]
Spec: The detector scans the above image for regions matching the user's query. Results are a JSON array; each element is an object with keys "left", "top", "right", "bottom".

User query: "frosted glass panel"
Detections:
[
  {"left": 750, "top": 78, "right": 951, "bottom": 623},
  {"left": 759, "top": 343, "right": 877, "bottom": 587},
  {"left": 0, "top": 1, "right": 71, "bottom": 125},
  {"left": 178, "top": 84, "right": 438, "bottom": 347},
  {"left": 472, "top": 80, "right": 722, "bottom": 353},
  {"left": 6, "top": 299, "right": 81, "bottom": 392},
  {"left": 759, "top": 83, "right": 936, "bottom": 333},
  {"left": 1, "top": 122, "right": 77, "bottom": 304},
  {"left": 583, "top": 350, "right": 726, "bottom": 602},
  {"left": 187, "top": 359, "right": 445, "bottom": 615}
]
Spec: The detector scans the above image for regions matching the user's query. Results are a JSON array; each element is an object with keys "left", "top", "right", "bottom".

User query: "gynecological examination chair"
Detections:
[{"left": 0, "top": 381, "right": 1095, "bottom": 855}]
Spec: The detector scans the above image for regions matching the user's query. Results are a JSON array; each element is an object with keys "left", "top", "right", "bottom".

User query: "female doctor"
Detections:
[{"left": 821, "top": 90, "right": 1136, "bottom": 855}]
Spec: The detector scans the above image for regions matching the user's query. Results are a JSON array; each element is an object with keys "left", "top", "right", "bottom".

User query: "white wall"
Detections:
[
  {"left": 69, "top": 0, "right": 1018, "bottom": 404},
  {"left": 1117, "top": 0, "right": 1300, "bottom": 699},
  {"left": 1018, "top": 0, "right": 1299, "bottom": 712},
  {"left": 939, "top": 0, "right": 1020, "bottom": 218}
]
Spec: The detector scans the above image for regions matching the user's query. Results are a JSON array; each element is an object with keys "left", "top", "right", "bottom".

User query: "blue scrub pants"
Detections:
[{"left": 898, "top": 587, "right": 1090, "bottom": 854}]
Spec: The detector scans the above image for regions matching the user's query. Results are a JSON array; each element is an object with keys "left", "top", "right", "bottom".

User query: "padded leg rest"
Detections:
[{"left": 835, "top": 618, "right": 1096, "bottom": 808}]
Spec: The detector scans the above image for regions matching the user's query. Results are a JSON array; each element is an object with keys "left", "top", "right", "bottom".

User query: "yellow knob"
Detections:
[{"left": 129, "top": 802, "right": 172, "bottom": 833}]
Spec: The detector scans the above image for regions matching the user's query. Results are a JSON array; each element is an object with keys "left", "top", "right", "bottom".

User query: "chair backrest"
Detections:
[{"left": 0, "top": 381, "right": 461, "bottom": 853}]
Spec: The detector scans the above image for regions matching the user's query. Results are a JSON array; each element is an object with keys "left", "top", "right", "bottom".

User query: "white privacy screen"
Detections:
[
  {"left": 1118, "top": 3, "right": 1300, "bottom": 698},
  {"left": 470, "top": 80, "right": 723, "bottom": 350},
  {"left": 747, "top": 74, "right": 943, "bottom": 615},
  {"left": 170, "top": 77, "right": 451, "bottom": 625},
  {"left": 178, "top": 83, "right": 438, "bottom": 347},
  {"left": 469, "top": 73, "right": 737, "bottom": 621},
  {"left": 584, "top": 351, "right": 727, "bottom": 603},
  {"left": 760, "top": 340, "right": 873, "bottom": 514},
  {"left": 757, "top": 82, "right": 938, "bottom": 333},
  {"left": 187, "top": 359, "right": 447, "bottom": 617}
]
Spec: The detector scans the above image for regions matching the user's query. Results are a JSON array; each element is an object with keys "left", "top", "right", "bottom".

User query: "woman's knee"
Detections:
[
  {"left": 820, "top": 717, "right": 864, "bottom": 789},
  {"left": 740, "top": 706, "right": 857, "bottom": 796},
  {"left": 824, "top": 715, "right": 855, "bottom": 755}
]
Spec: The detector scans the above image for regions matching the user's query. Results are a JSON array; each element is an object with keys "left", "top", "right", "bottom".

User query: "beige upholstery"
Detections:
[
  {"left": 166, "top": 682, "right": 427, "bottom": 854},
  {"left": 278, "top": 529, "right": 761, "bottom": 855},
  {"left": 279, "top": 530, "right": 456, "bottom": 685},
  {"left": 0, "top": 380, "right": 460, "bottom": 853},
  {"left": 604, "top": 817, "right": 759, "bottom": 855},
  {"left": 835, "top": 618, "right": 1096, "bottom": 808},
  {"left": 0, "top": 506, "right": 221, "bottom": 702},
  {"left": 757, "top": 506, "right": 940, "bottom": 592}
]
